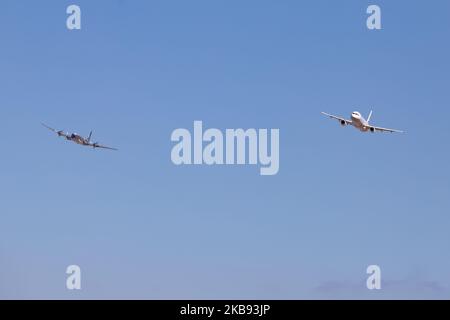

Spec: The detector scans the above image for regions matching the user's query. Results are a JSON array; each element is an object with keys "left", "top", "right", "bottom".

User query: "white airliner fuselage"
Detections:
[{"left": 350, "top": 111, "right": 371, "bottom": 132}]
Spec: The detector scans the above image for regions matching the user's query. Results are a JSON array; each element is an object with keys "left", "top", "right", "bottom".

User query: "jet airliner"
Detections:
[{"left": 321, "top": 111, "right": 403, "bottom": 133}]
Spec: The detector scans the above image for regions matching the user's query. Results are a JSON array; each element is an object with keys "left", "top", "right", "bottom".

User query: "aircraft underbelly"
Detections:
[
  {"left": 352, "top": 118, "right": 368, "bottom": 131},
  {"left": 352, "top": 118, "right": 362, "bottom": 128}
]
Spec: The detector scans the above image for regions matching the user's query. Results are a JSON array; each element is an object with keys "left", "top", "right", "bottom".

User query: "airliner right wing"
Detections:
[{"left": 321, "top": 112, "right": 352, "bottom": 125}]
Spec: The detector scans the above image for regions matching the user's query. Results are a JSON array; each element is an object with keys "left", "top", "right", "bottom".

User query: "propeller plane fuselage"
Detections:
[{"left": 67, "top": 133, "right": 89, "bottom": 145}]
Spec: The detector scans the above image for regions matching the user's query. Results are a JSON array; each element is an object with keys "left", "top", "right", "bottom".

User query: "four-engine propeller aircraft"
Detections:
[
  {"left": 321, "top": 111, "right": 404, "bottom": 133},
  {"left": 42, "top": 123, "right": 118, "bottom": 150}
]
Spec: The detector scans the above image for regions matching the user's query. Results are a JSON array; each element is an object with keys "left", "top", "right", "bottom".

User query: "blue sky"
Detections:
[{"left": 0, "top": 0, "right": 449, "bottom": 299}]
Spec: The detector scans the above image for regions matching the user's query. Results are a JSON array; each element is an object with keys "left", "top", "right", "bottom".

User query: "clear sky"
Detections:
[{"left": 1, "top": 0, "right": 449, "bottom": 299}]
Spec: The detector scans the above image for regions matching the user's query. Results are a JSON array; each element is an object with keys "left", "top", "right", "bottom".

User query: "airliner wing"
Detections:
[
  {"left": 369, "top": 125, "right": 404, "bottom": 133},
  {"left": 321, "top": 112, "right": 352, "bottom": 125}
]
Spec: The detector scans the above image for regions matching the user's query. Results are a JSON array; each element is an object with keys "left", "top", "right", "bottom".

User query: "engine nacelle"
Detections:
[
  {"left": 340, "top": 120, "right": 346, "bottom": 126},
  {"left": 370, "top": 127, "right": 375, "bottom": 132}
]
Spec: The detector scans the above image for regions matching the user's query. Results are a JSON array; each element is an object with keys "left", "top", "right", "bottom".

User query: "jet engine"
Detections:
[{"left": 340, "top": 120, "right": 346, "bottom": 126}]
